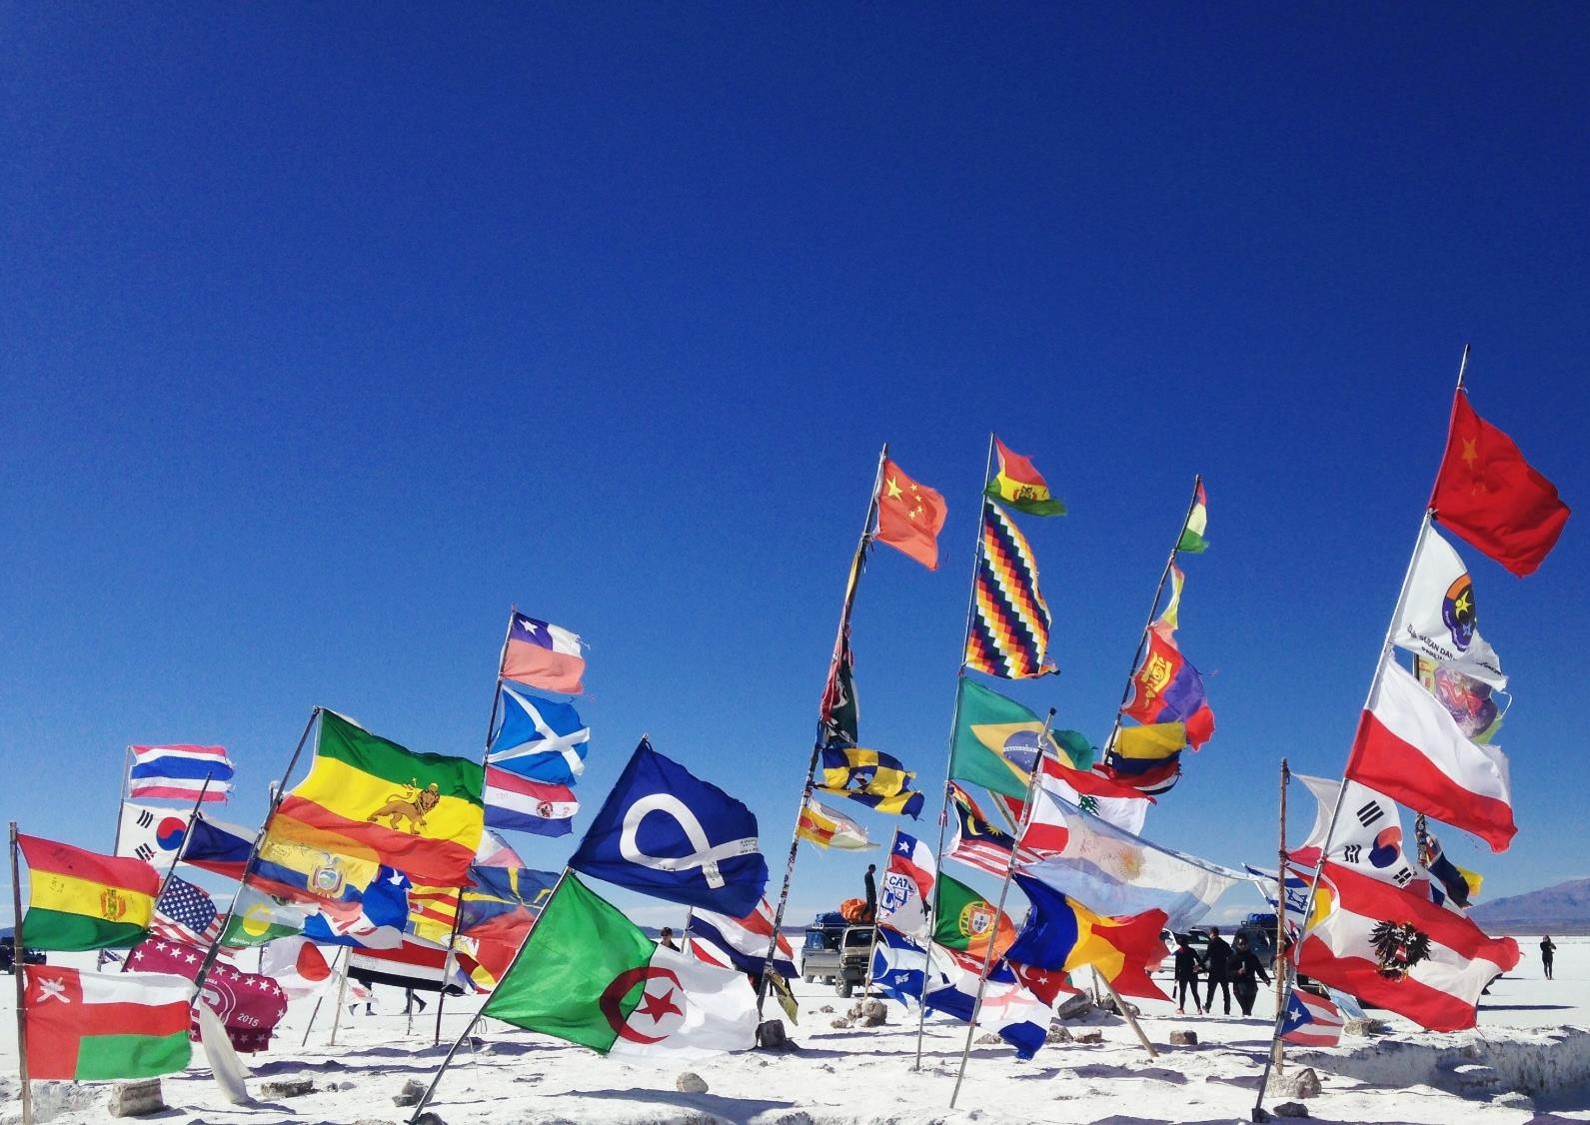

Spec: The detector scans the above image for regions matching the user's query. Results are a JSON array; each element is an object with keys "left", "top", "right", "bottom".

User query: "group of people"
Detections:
[{"left": 1173, "top": 927, "right": 1271, "bottom": 1016}]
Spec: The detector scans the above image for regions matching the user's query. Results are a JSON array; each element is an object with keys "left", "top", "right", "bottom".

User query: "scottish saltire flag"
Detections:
[
  {"left": 924, "top": 946, "right": 1048, "bottom": 1060},
  {"left": 129, "top": 745, "right": 233, "bottom": 802},
  {"left": 870, "top": 928, "right": 928, "bottom": 1005},
  {"left": 965, "top": 501, "right": 1056, "bottom": 680},
  {"left": 489, "top": 687, "right": 589, "bottom": 784},
  {"left": 878, "top": 830, "right": 935, "bottom": 937},
  {"left": 484, "top": 765, "right": 577, "bottom": 837},
  {"left": 1280, "top": 988, "right": 1343, "bottom": 1047},
  {"left": 568, "top": 739, "right": 767, "bottom": 917},
  {"left": 685, "top": 898, "right": 797, "bottom": 980},
  {"left": 501, "top": 611, "right": 585, "bottom": 695},
  {"left": 178, "top": 814, "right": 255, "bottom": 881},
  {"left": 302, "top": 866, "right": 411, "bottom": 949},
  {"left": 150, "top": 876, "right": 222, "bottom": 946}
]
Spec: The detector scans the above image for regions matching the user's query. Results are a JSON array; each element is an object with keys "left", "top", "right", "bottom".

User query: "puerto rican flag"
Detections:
[
  {"left": 484, "top": 765, "right": 577, "bottom": 837},
  {"left": 129, "top": 745, "right": 233, "bottom": 802},
  {"left": 500, "top": 611, "right": 585, "bottom": 695},
  {"left": 1280, "top": 988, "right": 1343, "bottom": 1047}
]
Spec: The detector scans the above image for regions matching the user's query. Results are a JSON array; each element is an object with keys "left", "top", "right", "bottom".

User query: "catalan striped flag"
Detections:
[{"left": 965, "top": 501, "right": 1055, "bottom": 680}]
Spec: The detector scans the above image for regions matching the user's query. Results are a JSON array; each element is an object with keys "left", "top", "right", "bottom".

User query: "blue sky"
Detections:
[{"left": 3, "top": 5, "right": 1587, "bottom": 928}]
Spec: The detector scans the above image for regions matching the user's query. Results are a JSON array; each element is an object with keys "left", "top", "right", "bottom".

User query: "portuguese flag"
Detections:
[
  {"left": 19, "top": 835, "right": 157, "bottom": 951},
  {"left": 483, "top": 874, "right": 757, "bottom": 1059},
  {"left": 984, "top": 436, "right": 1066, "bottom": 517},
  {"left": 272, "top": 711, "right": 484, "bottom": 887},
  {"left": 24, "top": 965, "right": 192, "bottom": 1081},
  {"left": 933, "top": 871, "right": 1016, "bottom": 961}
]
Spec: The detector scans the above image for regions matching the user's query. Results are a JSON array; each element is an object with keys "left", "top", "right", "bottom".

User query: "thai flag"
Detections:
[
  {"left": 500, "top": 612, "right": 585, "bottom": 695},
  {"left": 1280, "top": 988, "right": 1344, "bottom": 1047},
  {"left": 484, "top": 765, "right": 577, "bottom": 837},
  {"left": 129, "top": 745, "right": 233, "bottom": 802}
]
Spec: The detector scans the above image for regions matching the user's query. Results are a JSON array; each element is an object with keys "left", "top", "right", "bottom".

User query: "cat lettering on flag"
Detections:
[{"left": 878, "top": 830, "right": 936, "bottom": 938}]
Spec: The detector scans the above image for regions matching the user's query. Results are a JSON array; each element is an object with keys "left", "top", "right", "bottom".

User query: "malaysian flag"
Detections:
[
  {"left": 946, "top": 783, "right": 1014, "bottom": 877},
  {"left": 150, "top": 875, "right": 223, "bottom": 946}
]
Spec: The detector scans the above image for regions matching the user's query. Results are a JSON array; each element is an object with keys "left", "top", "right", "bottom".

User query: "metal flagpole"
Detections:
[
  {"left": 860, "top": 828, "right": 903, "bottom": 997},
  {"left": 329, "top": 956, "right": 350, "bottom": 1046},
  {"left": 11, "top": 824, "right": 33, "bottom": 1125},
  {"left": 754, "top": 444, "right": 890, "bottom": 1017},
  {"left": 151, "top": 773, "right": 214, "bottom": 908},
  {"left": 1271, "top": 758, "right": 1290, "bottom": 1076},
  {"left": 192, "top": 708, "right": 321, "bottom": 998},
  {"left": 406, "top": 866, "right": 575, "bottom": 1125},
  {"left": 914, "top": 432, "right": 998, "bottom": 1071},
  {"left": 948, "top": 708, "right": 1053, "bottom": 1108},
  {"left": 1253, "top": 344, "right": 1469, "bottom": 1120}
]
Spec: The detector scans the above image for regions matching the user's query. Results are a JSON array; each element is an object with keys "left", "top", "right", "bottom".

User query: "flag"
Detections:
[
  {"left": 1297, "top": 860, "right": 1520, "bottom": 1032},
  {"left": 1006, "top": 875, "right": 1169, "bottom": 1002},
  {"left": 816, "top": 745, "right": 924, "bottom": 817},
  {"left": 1016, "top": 788, "right": 1240, "bottom": 928},
  {"left": 128, "top": 745, "right": 233, "bottom": 803},
  {"left": 797, "top": 797, "right": 875, "bottom": 851},
  {"left": 878, "top": 830, "right": 936, "bottom": 938},
  {"left": 259, "top": 936, "right": 336, "bottom": 999},
  {"left": 459, "top": 865, "right": 560, "bottom": 981},
  {"left": 116, "top": 803, "right": 196, "bottom": 869},
  {"left": 127, "top": 938, "right": 288, "bottom": 1052},
  {"left": 178, "top": 814, "right": 255, "bottom": 881},
  {"left": 922, "top": 946, "right": 1049, "bottom": 1060},
  {"left": 1344, "top": 661, "right": 1515, "bottom": 851},
  {"left": 1280, "top": 988, "right": 1343, "bottom": 1047},
  {"left": 685, "top": 898, "right": 797, "bottom": 980},
  {"left": 271, "top": 710, "right": 485, "bottom": 887},
  {"left": 501, "top": 611, "right": 586, "bottom": 694},
  {"left": 23, "top": 965, "right": 192, "bottom": 1081},
  {"left": 1419, "top": 827, "right": 1481, "bottom": 909},
  {"left": 1177, "top": 481, "right": 1210, "bottom": 553},
  {"left": 1031, "top": 755, "right": 1153, "bottom": 837},
  {"left": 932, "top": 872, "right": 1016, "bottom": 961},
  {"left": 1429, "top": 389, "right": 1570, "bottom": 577},
  {"left": 965, "top": 501, "right": 1055, "bottom": 680},
  {"left": 946, "top": 783, "right": 1015, "bottom": 877},
  {"left": 1156, "top": 564, "right": 1186, "bottom": 633},
  {"left": 484, "top": 766, "right": 578, "bottom": 837},
  {"left": 985, "top": 437, "right": 1066, "bottom": 517},
  {"left": 1392, "top": 524, "right": 1506, "bottom": 687},
  {"left": 489, "top": 686, "right": 590, "bottom": 783},
  {"left": 404, "top": 882, "right": 458, "bottom": 946},
  {"left": 869, "top": 927, "right": 929, "bottom": 1005},
  {"left": 252, "top": 817, "right": 380, "bottom": 907},
  {"left": 1418, "top": 657, "right": 1506, "bottom": 745},
  {"left": 150, "top": 876, "right": 222, "bottom": 947},
  {"left": 1008, "top": 959, "right": 1082, "bottom": 1007},
  {"left": 349, "top": 936, "right": 467, "bottom": 994},
  {"left": 474, "top": 829, "right": 526, "bottom": 869},
  {"left": 483, "top": 874, "right": 757, "bottom": 1058},
  {"left": 1290, "top": 774, "right": 1422, "bottom": 889},
  {"left": 302, "top": 866, "right": 412, "bottom": 949},
  {"left": 19, "top": 835, "right": 157, "bottom": 951},
  {"left": 819, "top": 635, "right": 861, "bottom": 748},
  {"left": 222, "top": 886, "right": 311, "bottom": 947},
  {"left": 949, "top": 679, "right": 1052, "bottom": 799},
  {"left": 1102, "top": 722, "right": 1187, "bottom": 796},
  {"left": 1244, "top": 864, "right": 1311, "bottom": 933},
  {"left": 1122, "top": 627, "right": 1215, "bottom": 748},
  {"left": 569, "top": 738, "right": 768, "bottom": 917},
  {"left": 874, "top": 457, "right": 948, "bottom": 569}
]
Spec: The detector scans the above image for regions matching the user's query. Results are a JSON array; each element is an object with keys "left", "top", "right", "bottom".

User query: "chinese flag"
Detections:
[
  {"left": 875, "top": 457, "right": 948, "bottom": 569},
  {"left": 1430, "top": 391, "right": 1570, "bottom": 577}
]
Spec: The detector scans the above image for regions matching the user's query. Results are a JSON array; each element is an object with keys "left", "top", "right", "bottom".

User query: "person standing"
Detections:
[
  {"left": 1542, "top": 935, "right": 1557, "bottom": 980},
  {"left": 402, "top": 987, "right": 427, "bottom": 1015},
  {"left": 1173, "top": 936, "right": 1205, "bottom": 1015},
  {"left": 1229, "top": 934, "right": 1271, "bottom": 1016},
  {"left": 1203, "top": 927, "right": 1234, "bottom": 1015},
  {"left": 863, "top": 863, "right": 877, "bottom": 923},
  {"left": 658, "top": 926, "right": 679, "bottom": 951}
]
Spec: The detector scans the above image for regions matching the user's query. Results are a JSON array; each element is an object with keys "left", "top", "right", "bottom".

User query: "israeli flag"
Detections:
[
  {"left": 489, "top": 686, "right": 589, "bottom": 785},
  {"left": 568, "top": 739, "right": 767, "bottom": 917}
]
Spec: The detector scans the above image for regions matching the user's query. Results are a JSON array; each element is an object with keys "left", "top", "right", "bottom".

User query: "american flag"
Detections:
[{"left": 150, "top": 875, "right": 223, "bottom": 946}]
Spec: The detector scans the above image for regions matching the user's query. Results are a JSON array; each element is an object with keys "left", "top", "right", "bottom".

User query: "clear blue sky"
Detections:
[{"left": 4, "top": 5, "right": 1587, "bottom": 928}]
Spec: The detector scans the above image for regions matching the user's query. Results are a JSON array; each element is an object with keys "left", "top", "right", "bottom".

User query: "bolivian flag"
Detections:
[
  {"left": 984, "top": 436, "right": 1066, "bottom": 517},
  {"left": 19, "top": 835, "right": 157, "bottom": 951},
  {"left": 271, "top": 711, "right": 484, "bottom": 889}
]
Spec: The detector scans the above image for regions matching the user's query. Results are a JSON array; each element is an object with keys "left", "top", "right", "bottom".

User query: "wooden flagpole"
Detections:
[
  {"left": 1254, "top": 346, "right": 1469, "bottom": 1120},
  {"left": 754, "top": 443, "right": 889, "bottom": 1017},
  {"left": 99, "top": 747, "right": 135, "bottom": 971},
  {"left": 1271, "top": 757, "right": 1290, "bottom": 1077},
  {"left": 406, "top": 866, "right": 575, "bottom": 1125},
  {"left": 914, "top": 432, "right": 997, "bottom": 1072},
  {"left": 300, "top": 945, "right": 348, "bottom": 1047},
  {"left": 11, "top": 823, "right": 33, "bottom": 1125},
  {"left": 329, "top": 956, "right": 350, "bottom": 1046}
]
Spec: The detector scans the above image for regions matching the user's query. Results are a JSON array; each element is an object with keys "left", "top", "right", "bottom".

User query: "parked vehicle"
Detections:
[
  {"left": 801, "top": 912, "right": 848, "bottom": 984},
  {"left": 0, "top": 929, "right": 45, "bottom": 974},
  {"left": 1236, "top": 913, "right": 1279, "bottom": 965},
  {"left": 835, "top": 925, "right": 877, "bottom": 997}
]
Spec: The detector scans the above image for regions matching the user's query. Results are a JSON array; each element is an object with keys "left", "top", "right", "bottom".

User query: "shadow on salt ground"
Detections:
[
  {"left": 1478, "top": 1003, "right": 1575, "bottom": 1012},
  {"left": 542, "top": 1085, "right": 797, "bottom": 1120},
  {"left": 1068, "top": 1064, "right": 1189, "bottom": 1084}
]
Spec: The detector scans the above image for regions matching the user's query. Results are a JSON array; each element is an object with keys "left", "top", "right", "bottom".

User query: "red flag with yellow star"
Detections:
[
  {"left": 1429, "top": 391, "right": 1569, "bottom": 577},
  {"left": 875, "top": 457, "right": 948, "bottom": 569}
]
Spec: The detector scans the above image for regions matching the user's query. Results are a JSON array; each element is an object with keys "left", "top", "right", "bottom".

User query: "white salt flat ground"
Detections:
[{"left": 0, "top": 936, "right": 1586, "bottom": 1124}]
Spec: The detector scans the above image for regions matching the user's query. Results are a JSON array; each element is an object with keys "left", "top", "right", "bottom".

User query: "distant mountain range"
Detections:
[{"left": 1470, "top": 878, "right": 1590, "bottom": 934}]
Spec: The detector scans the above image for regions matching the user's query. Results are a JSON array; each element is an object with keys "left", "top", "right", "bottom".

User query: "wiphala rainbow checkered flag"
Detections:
[{"left": 965, "top": 501, "right": 1055, "bottom": 679}]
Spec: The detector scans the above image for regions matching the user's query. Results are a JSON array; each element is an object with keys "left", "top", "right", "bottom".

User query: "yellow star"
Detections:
[
  {"left": 1454, "top": 590, "right": 1472, "bottom": 617},
  {"left": 885, "top": 476, "right": 904, "bottom": 500},
  {"left": 1461, "top": 438, "right": 1479, "bottom": 470}
]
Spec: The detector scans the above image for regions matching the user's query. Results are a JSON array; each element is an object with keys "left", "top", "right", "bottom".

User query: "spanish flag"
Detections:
[
  {"left": 19, "top": 835, "right": 157, "bottom": 951},
  {"left": 984, "top": 436, "right": 1066, "bottom": 517},
  {"left": 271, "top": 711, "right": 484, "bottom": 889}
]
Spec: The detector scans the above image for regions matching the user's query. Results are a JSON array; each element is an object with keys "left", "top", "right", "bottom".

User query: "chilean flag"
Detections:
[
  {"left": 484, "top": 765, "right": 577, "bottom": 837},
  {"left": 1344, "top": 661, "right": 1515, "bottom": 851},
  {"left": 500, "top": 612, "right": 585, "bottom": 695}
]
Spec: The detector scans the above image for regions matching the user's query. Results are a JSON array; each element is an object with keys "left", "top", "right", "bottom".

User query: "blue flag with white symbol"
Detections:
[
  {"left": 568, "top": 738, "right": 767, "bottom": 917},
  {"left": 489, "top": 686, "right": 590, "bottom": 785},
  {"left": 870, "top": 928, "right": 928, "bottom": 1005}
]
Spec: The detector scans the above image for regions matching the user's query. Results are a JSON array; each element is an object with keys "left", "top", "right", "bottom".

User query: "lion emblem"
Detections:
[
  {"left": 368, "top": 779, "right": 442, "bottom": 833},
  {"left": 1369, "top": 920, "right": 1432, "bottom": 980}
]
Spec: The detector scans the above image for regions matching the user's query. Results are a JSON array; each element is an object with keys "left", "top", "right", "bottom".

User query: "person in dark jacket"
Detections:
[
  {"left": 1173, "top": 936, "right": 1205, "bottom": 1015},
  {"left": 1542, "top": 935, "right": 1557, "bottom": 980},
  {"left": 1229, "top": 934, "right": 1271, "bottom": 1016},
  {"left": 863, "top": 864, "right": 878, "bottom": 923},
  {"left": 1202, "top": 927, "right": 1234, "bottom": 1015}
]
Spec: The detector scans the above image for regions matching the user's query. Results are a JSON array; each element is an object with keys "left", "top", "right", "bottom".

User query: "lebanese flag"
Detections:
[
  {"left": 1429, "top": 390, "right": 1570, "bottom": 577},
  {"left": 874, "top": 457, "right": 948, "bottom": 570},
  {"left": 1297, "top": 861, "right": 1519, "bottom": 1033},
  {"left": 25, "top": 965, "right": 193, "bottom": 1081},
  {"left": 501, "top": 611, "right": 586, "bottom": 694},
  {"left": 1344, "top": 661, "right": 1515, "bottom": 851}
]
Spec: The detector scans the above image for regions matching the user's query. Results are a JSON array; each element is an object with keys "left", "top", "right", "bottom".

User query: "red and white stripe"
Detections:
[
  {"left": 1282, "top": 990, "right": 1344, "bottom": 1047},
  {"left": 484, "top": 767, "right": 577, "bottom": 821}
]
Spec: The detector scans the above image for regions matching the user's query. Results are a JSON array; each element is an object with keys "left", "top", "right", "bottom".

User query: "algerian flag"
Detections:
[
  {"left": 223, "top": 887, "right": 310, "bottom": 947},
  {"left": 1393, "top": 524, "right": 1506, "bottom": 688},
  {"left": 483, "top": 874, "right": 757, "bottom": 1058}
]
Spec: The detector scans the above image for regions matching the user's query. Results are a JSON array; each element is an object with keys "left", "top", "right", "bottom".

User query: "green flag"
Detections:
[
  {"left": 932, "top": 872, "right": 1015, "bottom": 960},
  {"left": 950, "top": 680, "right": 1091, "bottom": 797},
  {"left": 483, "top": 874, "right": 756, "bottom": 1058},
  {"left": 221, "top": 886, "right": 308, "bottom": 947}
]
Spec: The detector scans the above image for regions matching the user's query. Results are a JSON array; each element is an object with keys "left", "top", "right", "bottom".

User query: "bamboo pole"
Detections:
[
  {"left": 11, "top": 824, "right": 33, "bottom": 1125},
  {"left": 99, "top": 747, "right": 135, "bottom": 971}
]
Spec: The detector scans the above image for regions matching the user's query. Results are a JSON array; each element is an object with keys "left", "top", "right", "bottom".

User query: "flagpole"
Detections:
[
  {"left": 860, "top": 829, "right": 902, "bottom": 998},
  {"left": 300, "top": 945, "right": 348, "bottom": 1048},
  {"left": 1271, "top": 757, "right": 1290, "bottom": 1077},
  {"left": 151, "top": 773, "right": 214, "bottom": 908},
  {"left": 192, "top": 708, "right": 321, "bottom": 998},
  {"left": 329, "top": 955, "right": 350, "bottom": 1047},
  {"left": 949, "top": 707, "right": 1053, "bottom": 1108},
  {"left": 755, "top": 443, "right": 890, "bottom": 1017},
  {"left": 1100, "top": 474, "right": 1203, "bottom": 765},
  {"left": 406, "top": 866, "right": 576, "bottom": 1125},
  {"left": 914, "top": 431, "right": 997, "bottom": 1071},
  {"left": 11, "top": 824, "right": 33, "bottom": 1125}
]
